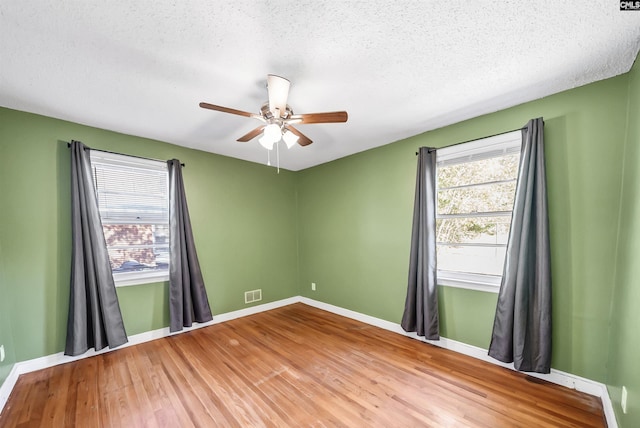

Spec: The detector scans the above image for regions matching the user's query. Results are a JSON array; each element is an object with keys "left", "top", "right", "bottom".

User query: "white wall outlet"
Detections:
[
  {"left": 311, "top": 282, "right": 316, "bottom": 291},
  {"left": 0, "top": 344, "right": 5, "bottom": 363},
  {"left": 622, "top": 386, "right": 628, "bottom": 414}
]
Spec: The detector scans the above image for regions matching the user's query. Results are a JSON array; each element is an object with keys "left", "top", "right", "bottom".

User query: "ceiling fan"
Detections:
[{"left": 199, "top": 75, "right": 348, "bottom": 150}]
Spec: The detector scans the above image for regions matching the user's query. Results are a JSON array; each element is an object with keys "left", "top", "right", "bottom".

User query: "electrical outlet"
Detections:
[
  {"left": 622, "top": 386, "right": 628, "bottom": 414},
  {"left": 0, "top": 344, "right": 5, "bottom": 363},
  {"left": 311, "top": 282, "right": 316, "bottom": 291}
]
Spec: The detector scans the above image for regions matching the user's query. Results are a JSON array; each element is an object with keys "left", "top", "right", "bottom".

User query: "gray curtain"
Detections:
[
  {"left": 65, "top": 140, "right": 128, "bottom": 356},
  {"left": 488, "top": 118, "right": 551, "bottom": 373},
  {"left": 401, "top": 147, "right": 439, "bottom": 340},
  {"left": 168, "top": 159, "right": 213, "bottom": 332}
]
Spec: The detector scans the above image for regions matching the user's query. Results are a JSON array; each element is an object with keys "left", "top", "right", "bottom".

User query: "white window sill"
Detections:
[
  {"left": 114, "top": 271, "right": 169, "bottom": 287},
  {"left": 437, "top": 272, "right": 501, "bottom": 294}
]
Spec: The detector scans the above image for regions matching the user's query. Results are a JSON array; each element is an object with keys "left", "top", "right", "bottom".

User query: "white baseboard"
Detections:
[
  {"left": 0, "top": 296, "right": 618, "bottom": 427},
  {"left": 0, "top": 365, "right": 19, "bottom": 416},
  {"left": 601, "top": 385, "right": 618, "bottom": 428}
]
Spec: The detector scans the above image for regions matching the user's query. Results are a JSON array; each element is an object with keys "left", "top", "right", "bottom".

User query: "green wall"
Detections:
[
  {"left": 297, "top": 74, "right": 630, "bottom": 383},
  {"left": 608, "top": 57, "right": 640, "bottom": 426},
  {"left": 0, "top": 108, "right": 299, "bottom": 362}
]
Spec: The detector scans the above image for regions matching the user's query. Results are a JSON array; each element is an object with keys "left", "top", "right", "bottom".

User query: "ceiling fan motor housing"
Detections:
[
  {"left": 266, "top": 74, "right": 291, "bottom": 119},
  {"left": 261, "top": 102, "right": 293, "bottom": 123}
]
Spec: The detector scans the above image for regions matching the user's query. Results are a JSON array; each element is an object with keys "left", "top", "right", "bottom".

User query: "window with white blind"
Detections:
[
  {"left": 436, "top": 131, "right": 521, "bottom": 292},
  {"left": 90, "top": 151, "right": 169, "bottom": 286}
]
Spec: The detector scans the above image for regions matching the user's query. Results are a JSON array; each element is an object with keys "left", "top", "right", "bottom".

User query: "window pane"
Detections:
[
  {"left": 437, "top": 245, "right": 506, "bottom": 276},
  {"left": 103, "top": 224, "right": 169, "bottom": 272},
  {"left": 91, "top": 151, "right": 170, "bottom": 285},
  {"left": 438, "top": 153, "right": 519, "bottom": 188},
  {"left": 436, "top": 216, "right": 511, "bottom": 245},
  {"left": 434, "top": 132, "right": 520, "bottom": 285},
  {"left": 438, "top": 181, "right": 516, "bottom": 215}
]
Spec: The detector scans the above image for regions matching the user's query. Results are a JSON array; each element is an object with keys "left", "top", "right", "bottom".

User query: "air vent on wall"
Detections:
[{"left": 244, "top": 289, "right": 262, "bottom": 304}]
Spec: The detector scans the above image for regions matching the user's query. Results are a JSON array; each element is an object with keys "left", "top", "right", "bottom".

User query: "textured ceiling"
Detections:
[{"left": 1, "top": 1, "right": 639, "bottom": 171}]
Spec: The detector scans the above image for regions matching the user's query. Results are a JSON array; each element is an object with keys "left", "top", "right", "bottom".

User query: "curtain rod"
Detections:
[
  {"left": 67, "top": 142, "right": 185, "bottom": 167},
  {"left": 415, "top": 126, "right": 524, "bottom": 156}
]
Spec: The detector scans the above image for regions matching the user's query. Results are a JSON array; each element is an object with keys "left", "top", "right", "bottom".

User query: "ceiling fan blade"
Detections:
[
  {"left": 286, "top": 125, "right": 313, "bottom": 146},
  {"left": 287, "top": 111, "right": 348, "bottom": 124},
  {"left": 199, "top": 102, "right": 255, "bottom": 118},
  {"left": 267, "top": 75, "right": 290, "bottom": 118},
  {"left": 237, "top": 126, "right": 265, "bottom": 142}
]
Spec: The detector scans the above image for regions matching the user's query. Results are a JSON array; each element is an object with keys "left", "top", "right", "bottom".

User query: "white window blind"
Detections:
[{"left": 91, "top": 153, "right": 168, "bottom": 224}]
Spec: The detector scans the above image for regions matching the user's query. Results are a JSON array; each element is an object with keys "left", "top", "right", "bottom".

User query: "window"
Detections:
[
  {"left": 90, "top": 151, "right": 169, "bottom": 286},
  {"left": 436, "top": 131, "right": 521, "bottom": 292}
]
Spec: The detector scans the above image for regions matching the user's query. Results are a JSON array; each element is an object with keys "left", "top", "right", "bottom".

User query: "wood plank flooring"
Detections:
[{"left": 0, "top": 303, "right": 605, "bottom": 427}]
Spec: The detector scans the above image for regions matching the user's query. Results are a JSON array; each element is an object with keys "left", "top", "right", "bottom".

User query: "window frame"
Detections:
[
  {"left": 435, "top": 130, "right": 522, "bottom": 293},
  {"left": 89, "top": 150, "right": 170, "bottom": 287}
]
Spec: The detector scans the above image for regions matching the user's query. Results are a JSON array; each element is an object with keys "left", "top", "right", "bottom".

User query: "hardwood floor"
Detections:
[{"left": 0, "top": 303, "right": 605, "bottom": 427}]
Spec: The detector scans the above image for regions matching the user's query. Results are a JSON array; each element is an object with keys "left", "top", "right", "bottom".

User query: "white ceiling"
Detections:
[{"left": 1, "top": 1, "right": 639, "bottom": 171}]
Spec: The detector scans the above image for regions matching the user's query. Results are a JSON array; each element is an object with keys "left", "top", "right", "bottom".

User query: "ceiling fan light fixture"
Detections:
[
  {"left": 264, "top": 123, "right": 281, "bottom": 140},
  {"left": 267, "top": 74, "right": 290, "bottom": 118},
  {"left": 282, "top": 129, "right": 299, "bottom": 149},
  {"left": 259, "top": 123, "right": 281, "bottom": 150},
  {"left": 258, "top": 135, "right": 276, "bottom": 150}
]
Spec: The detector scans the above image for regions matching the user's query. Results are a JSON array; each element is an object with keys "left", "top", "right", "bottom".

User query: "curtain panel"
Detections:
[
  {"left": 401, "top": 147, "right": 439, "bottom": 340},
  {"left": 488, "top": 118, "right": 552, "bottom": 373},
  {"left": 167, "top": 159, "right": 213, "bottom": 332},
  {"left": 65, "top": 140, "right": 128, "bottom": 356}
]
